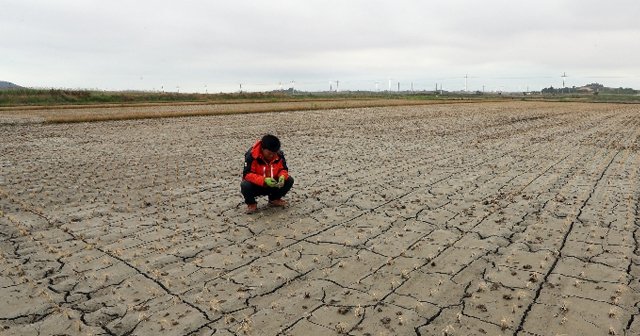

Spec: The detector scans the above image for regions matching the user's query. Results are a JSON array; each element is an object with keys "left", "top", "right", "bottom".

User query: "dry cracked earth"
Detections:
[{"left": 1, "top": 101, "right": 640, "bottom": 336}]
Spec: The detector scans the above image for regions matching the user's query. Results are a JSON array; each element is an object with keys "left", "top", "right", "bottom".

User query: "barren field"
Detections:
[
  {"left": 1, "top": 101, "right": 640, "bottom": 336},
  {"left": 0, "top": 99, "right": 448, "bottom": 124}
]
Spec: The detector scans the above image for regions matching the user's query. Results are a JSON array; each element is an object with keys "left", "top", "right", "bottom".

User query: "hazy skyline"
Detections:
[{"left": 2, "top": 0, "right": 639, "bottom": 93}]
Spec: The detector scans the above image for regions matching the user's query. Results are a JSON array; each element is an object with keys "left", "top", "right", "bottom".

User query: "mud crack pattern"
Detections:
[{"left": 1, "top": 101, "right": 640, "bottom": 335}]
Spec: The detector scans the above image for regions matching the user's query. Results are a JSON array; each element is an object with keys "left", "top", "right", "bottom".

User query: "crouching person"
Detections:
[{"left": 241, "top": 134, "right": 294, "bottom": 214}]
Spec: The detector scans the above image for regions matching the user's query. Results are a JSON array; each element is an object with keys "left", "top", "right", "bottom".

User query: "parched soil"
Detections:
[
  {"left": 1, "top": 101, "right": 640, "bottom": 335},
  {"left": 0, "top": 99, "right": 461, "bottom": 123}
]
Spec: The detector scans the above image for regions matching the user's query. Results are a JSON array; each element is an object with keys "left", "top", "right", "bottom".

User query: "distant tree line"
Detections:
[{"left": 541, "top": 83, "right": 638, "bottom": 94}]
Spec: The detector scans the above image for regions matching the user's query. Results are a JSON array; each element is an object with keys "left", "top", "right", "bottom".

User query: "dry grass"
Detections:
[{"left": 0, "top": 99, "right": 490, "bottom": 124}]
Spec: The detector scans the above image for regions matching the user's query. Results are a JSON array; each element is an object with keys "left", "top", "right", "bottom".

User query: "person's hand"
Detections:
[
  {"left": 277, "top": 175, "right": 286, "bottom": 187},
  {"left": 264, "top": 177, "right": 277, "bottom": 187}
]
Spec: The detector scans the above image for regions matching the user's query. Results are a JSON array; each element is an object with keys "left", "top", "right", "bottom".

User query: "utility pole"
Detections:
[
  {"left": 336, "top": 80, "right": 339, "bottom": 92},
  {"left": 464, "top": 74, "right": 468, "bottom": 92},
  {"left": 397, "top": 82, "right": 400, "bottom": 92}
]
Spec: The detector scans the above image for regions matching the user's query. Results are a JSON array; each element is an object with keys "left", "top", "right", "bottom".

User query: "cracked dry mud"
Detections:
[{"left": 1, "top": 101, "right": 640, "bottom": 336}]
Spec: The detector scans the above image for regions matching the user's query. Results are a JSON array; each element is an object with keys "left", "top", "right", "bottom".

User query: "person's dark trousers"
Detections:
[{"left": 241, "top": 177, "right": 294, "bottom": 205}]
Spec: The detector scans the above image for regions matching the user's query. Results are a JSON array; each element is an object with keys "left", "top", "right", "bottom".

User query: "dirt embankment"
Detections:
[{"left": 0, "top": 98, "right": 500, "bottom": 124}]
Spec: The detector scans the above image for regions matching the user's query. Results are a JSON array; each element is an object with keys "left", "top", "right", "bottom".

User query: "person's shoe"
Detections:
[
  {"left": 246, "top": 203, "right": 258, "bottom": 214},
  {"left": 268, "top": 199, "right": 287, "bottom": 207}
]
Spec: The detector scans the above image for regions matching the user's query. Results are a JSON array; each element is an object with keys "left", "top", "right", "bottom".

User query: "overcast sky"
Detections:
[{"left": 2, "top": 0, "right": 639, "bottom": 93}]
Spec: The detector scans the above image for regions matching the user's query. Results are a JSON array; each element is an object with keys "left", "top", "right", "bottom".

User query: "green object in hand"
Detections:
[
  {"left": 278, "top": 175, "right": 285, "bottom": 184},
  {"left": 264, "top": 177, "right": 277, "bottom": 187}
]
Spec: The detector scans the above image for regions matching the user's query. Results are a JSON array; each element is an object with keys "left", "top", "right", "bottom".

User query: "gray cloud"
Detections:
[{"left": 2, "top": 0, "right": 639, "bottom": 92}]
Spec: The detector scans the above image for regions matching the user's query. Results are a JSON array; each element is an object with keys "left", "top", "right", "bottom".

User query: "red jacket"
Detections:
[{"left": 242, "top": 140, "right": 290, "bottom": 187}]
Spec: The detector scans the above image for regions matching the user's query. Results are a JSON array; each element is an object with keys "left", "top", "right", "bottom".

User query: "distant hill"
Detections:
[
  {"left": 541, "top": 82, "right": 637, "bottom": 94},
  {"left": 0, "top": 81, "right": 24, "bottom": 89}
]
